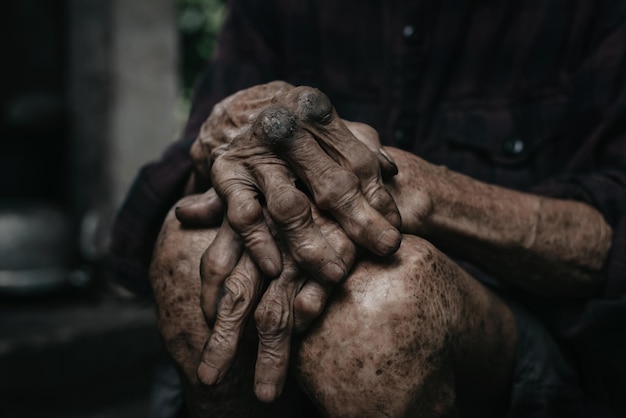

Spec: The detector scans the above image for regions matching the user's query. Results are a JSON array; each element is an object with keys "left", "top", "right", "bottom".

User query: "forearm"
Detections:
[{"left": 386, "top": 147, "right": 613, "bottom": 298}]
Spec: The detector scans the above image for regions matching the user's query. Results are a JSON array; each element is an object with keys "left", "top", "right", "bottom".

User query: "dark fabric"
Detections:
[
  {"left": 505, "top": 298, "right": 586, "bottom": 418},
  {"left": 107, "top": 0, "right": 626, "bottom": 416}
]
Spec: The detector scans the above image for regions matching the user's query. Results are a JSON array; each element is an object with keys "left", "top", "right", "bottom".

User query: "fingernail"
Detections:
[
  {"left": 255, "top": 382, "right": 277, "bottom": 403},
  {"left": 321, "top": 262, "right": 345, "bottom": 283},
  {"left": 197, "top": 362, "right": 220, "bottom": 385},
  {"left": 376, "top": 228, "right": 401, "bottom": 255}
]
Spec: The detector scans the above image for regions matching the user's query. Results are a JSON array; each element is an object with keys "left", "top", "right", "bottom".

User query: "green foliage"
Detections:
[{"left": 177, "top": 0, "right": 225, "bottom": 99}]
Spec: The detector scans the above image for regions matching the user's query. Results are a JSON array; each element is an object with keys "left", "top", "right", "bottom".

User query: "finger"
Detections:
[
  {"left": 200, "top": 216, "right": 244, "bottom": 326},
  {"left": 175, "top": 188, "right": 224, "bottom": 227},
  {"left": 250, "top": 156, "right": 348, "bottom": 287},
  {"left": 290, "top": 89, "right": 401, "bottom": 228},
  {"left": 377, "top": 147, "right": 399, "bottom": 180},
  {"left": 293, "top": 280, "right": 329, "bottom": 333},
  {"left": 340, "top": 121, "right": 400, "bottom": 222},
  {"left": 197, "top": 253, "right": 263, "bottom": 386},
  {"left": 190, "top": 140, "right": 212, "bottom": 192},
  {"left": 293, "top": 206, "right": 358, "bottom": 333},
  {"left": 264, "top": 93, "right": 402, "bottom": 251},
  {"left": 311, "top": 204, "right": 357, "bottom": 269},
  {"left": 253, "top": 262, "right": 304, "bottom": 403},
  {"left": 267, "top": 123, "right": 400, "bottom": 255},
  {"left": 211, "top": 157, "right": 283, "bottom": 278},
  {"left": 344, "top": 120, "right": 399, "bottom": 180}
]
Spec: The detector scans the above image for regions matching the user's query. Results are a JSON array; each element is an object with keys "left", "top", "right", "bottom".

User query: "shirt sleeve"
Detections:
[
  {"left": 106, "top": 0, "right": 281, "bottom": 295},
  {"left": 528, "top": 7, "right": 626, "bottom": 411},
  {"left": 530, "top": 3, "right": 626, "bottom": 300}
]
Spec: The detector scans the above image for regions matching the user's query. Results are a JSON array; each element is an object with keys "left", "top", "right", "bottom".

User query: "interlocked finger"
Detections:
[
  {"left": 200, "top": 216, "right": 243, "bottom": 326},
  {"left": 293, "top": 205, "right": 357, "bottom": 332},
  {"left": 197, "top": 252, "right": 263, "bottom": 386},
  {"left": 250, "top": 154, "right": 348, "bottom": 286},
  {"left": 276, "top": 87, "right": 401, "bottom": 229},
  {"left": 262, "top": 89, "right": 401, "bottom": 255},
  {"left": 343, "top": 120, "right": 399, "bottom": 180},
  {"left": 253, "top": 260, "right": 305, "bottom": 403},
  {"left": 175, "top": 188, "right": 224, "bottom": 228},
  {"left": 281, "top": 129, "right": 400, "bottom": 255},
  {"left": 211, "top": 155, "right": 283, "bottom": 278}
]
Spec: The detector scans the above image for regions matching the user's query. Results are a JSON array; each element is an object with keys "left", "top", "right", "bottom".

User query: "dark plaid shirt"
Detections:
[{"left": 108, "top": 0, "right": 626, "bottom": 415}]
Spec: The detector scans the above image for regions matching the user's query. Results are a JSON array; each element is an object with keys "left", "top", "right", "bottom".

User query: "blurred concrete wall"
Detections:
[
  {"left": 68, "top": 0, "right": 178, "bottom": 255},
  {"left": 109, "top": 0, "right": 179, "bottom": 207}
]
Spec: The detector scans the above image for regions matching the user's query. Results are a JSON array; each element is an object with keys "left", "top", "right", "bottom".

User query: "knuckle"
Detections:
[
  {"left": 228, "top": 199, "right": 263, "bottom": 230},
  {"left": 220, "top": 274, "right": 253, "bottom": 315},
  {"left": 210, "top": 102, "right": 226, "bottom": 120},
  {"left": 190, "top": 140, "right": 206, "bottom": 165},
  {"left": 332, "top": 237, "right": 357, "bottom": 265},
  {"left": 294, "top": 291, "right": 325, "bottom": 320},
  {"left": 209, "top": 154, "right": 230, "bottom": 180},
  {"left": 255, "top": 300, "right": 289, "bottom": 335},
  {"left": 351, "top": 149, "right": 379, "bottom": 178},
  {"left": 290, "top": 244, "right": 345, "bottom": 283},
  {"left": 200, "top": 251, "right": 231, "bottom": 280},
  {"left": 364, "top": 183, "right": 393, "bottom": 210},
  {"left": 267, "top": 188, "right": 311, "bottom": 227},
  {"left": 288, "top": 238, "right": 320, "bottom": 261}
]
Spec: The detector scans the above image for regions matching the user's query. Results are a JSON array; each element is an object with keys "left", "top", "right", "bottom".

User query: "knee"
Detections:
[
  {"left": 149, "top": 202, "right": 217, "bottom": 381},
  {"left": 296, "top": 235, "right": 462, "bottom": 416},
  {"left": 321, "top": 234, "right": 463, "bottom": 340},
  {"left": 355, "top": 235, "right": 463, "bottom": 331}
]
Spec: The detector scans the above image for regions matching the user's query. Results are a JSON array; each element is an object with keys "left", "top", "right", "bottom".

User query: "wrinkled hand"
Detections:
[
  {"left": 195, "top": 90, "right": 402, "bottom": 322},
  {"left": 194, "top": 102, "right": 391, "bottom": 399},
  {"left": 177, "top": 84, "right": 402, "bottom": 401},
  {"left": 187, "top": 81, "right": 294, "bottom": 192},
  {"left": 180, "top": 85, "right": 401, "bottom": 280},
  {"left": 197, "top": 204, "right": 356, "bottom": 402}
]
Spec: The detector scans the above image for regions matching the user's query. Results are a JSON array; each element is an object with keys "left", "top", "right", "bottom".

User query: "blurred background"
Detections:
[{"left": 1, "top": 0, "right": 224, "bottom": 416}]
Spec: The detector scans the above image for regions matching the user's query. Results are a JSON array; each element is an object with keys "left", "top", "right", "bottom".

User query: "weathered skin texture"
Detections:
[
  {"left": 189, "top": 80, "right": 294, "bottom": 192},
  {"left": 176, "top": 83, "right": 406, "bottom": 401},
  {"left": 384, "top": 147, "right": 613, "bottom": 297},
  {"left": 155, "top": 82, "right": 613, "bottom": 414},
  {"left": 151, "top": 201, "right": 517, "bottom": 417}
]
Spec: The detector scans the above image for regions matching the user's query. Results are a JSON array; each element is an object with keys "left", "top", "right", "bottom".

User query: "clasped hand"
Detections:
[{"left": 176, "top": 82, "right": 401, "bottom": 402}]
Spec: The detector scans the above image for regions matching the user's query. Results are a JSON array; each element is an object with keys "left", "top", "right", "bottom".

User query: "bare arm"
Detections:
[{"left": 387, "top": 147, "right": 613, "bottom": 297}]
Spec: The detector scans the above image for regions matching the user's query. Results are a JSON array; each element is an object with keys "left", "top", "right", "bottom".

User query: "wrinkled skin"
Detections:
[
  {"left": 176, "top": 83, "right": 404, "bottom": 400},
  {"left": 196, "top": 115, "right": 398, "bottom": 401},
  {"left": 160, "top": 82, "right": 612, "bottom": 413},
  {"left": 151, "top": 200, "right": 518, "bottom": 417}
]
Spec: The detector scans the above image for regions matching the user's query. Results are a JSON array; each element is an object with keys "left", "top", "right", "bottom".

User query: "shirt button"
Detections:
[
  {"left": 402, "top": 25, "right": 416, "bottom": 39},
  {"left": 503, "top": 137, "right": 526, "bottom": 156},
  {"left": 394, "top": 128, "right": 414, "bottom": 149},
  {"left": 402, "top": 24, "right": 423, "bottom": 45}
]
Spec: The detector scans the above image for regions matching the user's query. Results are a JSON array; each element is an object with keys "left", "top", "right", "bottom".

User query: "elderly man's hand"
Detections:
[
  {"left": 176, "top": 83, "right": 402, "bottom": 401},
  {"left": 197, "top": 203, "right": 357, "bottom": 402},
  {"left": 177, "top": 84, "right": 401, "bottom": 317},
  {"left": 195, "top": 104, "right": 399, "bottom": 400},
  {"left": 179, "top": 82, "right": 401, "bottom": 240}
]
